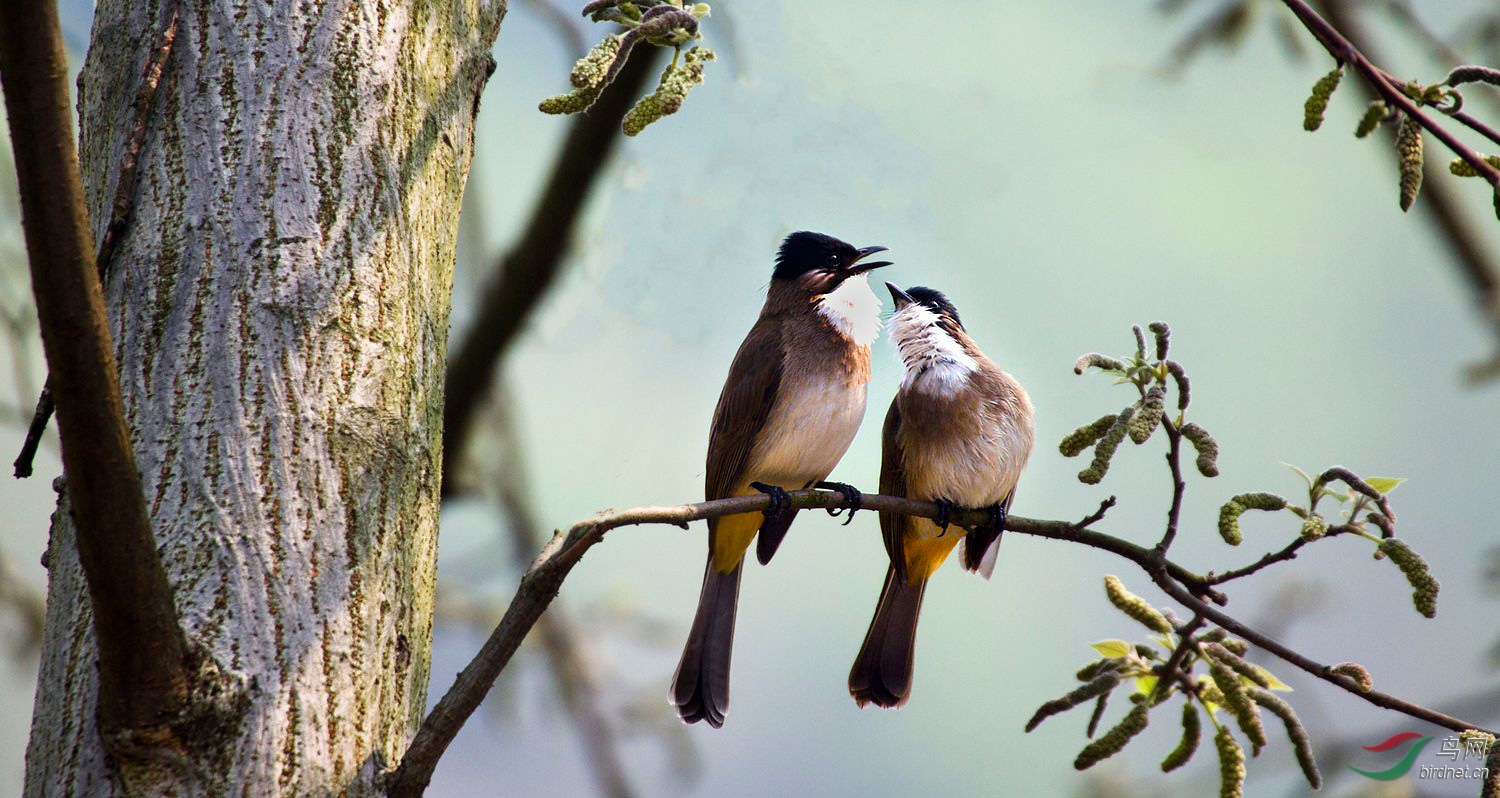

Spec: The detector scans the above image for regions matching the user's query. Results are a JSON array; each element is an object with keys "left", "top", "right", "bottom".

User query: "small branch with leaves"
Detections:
[
  {"left": 1287, "top": 0, "right": 1500, "bottom": 217},
  {"left": 539, "top": 0, "right": 715, "bottom": 136},
  {"left": 397, "top": 320, "right": 1489, "bottom": 797}
]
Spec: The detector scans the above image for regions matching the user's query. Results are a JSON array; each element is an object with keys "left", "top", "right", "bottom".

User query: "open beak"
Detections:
[
  {"left": 885, "top": 282, "right": 914, "bottom": 308},
  {"left": 848, "top": 245, "right": 892, "bottom": 275}
]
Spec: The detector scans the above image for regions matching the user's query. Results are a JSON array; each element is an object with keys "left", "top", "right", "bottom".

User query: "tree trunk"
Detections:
[{"left": 24, "top": 0, "right": 504, "bottom": 794}]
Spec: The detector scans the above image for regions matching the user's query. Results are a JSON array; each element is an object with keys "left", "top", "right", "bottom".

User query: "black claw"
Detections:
[
  {"left": 933, "top": 498, "right": 958, "bottom": 534},
  {"left": 749, "top": 481, "right": 790, "bottom": 520},
  {"left": 815, "top": 481, "right": 862, "bottom": 525}
]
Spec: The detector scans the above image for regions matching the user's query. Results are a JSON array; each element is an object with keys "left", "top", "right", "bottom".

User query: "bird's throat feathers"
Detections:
[
  {"left": 816, "top": 276, "right": 882, "bottom": 346},
  {"left": 890, "top": 302, "right": 978, "bottom": 394}
]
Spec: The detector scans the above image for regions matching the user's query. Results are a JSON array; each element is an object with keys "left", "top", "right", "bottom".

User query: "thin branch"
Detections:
[
  {"left": 395, "top": 480, "right": 1486, "bottom": 792},
  {"left": 12, "top": 1, "right": 180, "bottom": 479},
  {"left": 0, "top": 0, "right": 189, "bottom": 745},
  {"left": 1205, "top": 524, "right": 1356, "bottom": 585},
  {"left": 1154, "top": 419, "right": 1187, "bottom": 554},
  {"left": 441, "top": 49, "right": 661, "bottom": 496},
  {"left": 1152, "top": 574, "right": 1489, "bottom": 734},
  {"left": 1282, "top": 0, "right": 1500, "bottom": 187},
  {"left": 1152, "top": 613, "right": 1206, "bottom": 703},
  {"left": 1300, "top": 0, "right": 1500, "bottom": 371}
]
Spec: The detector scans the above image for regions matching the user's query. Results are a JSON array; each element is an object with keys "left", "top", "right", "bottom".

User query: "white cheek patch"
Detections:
[
  {"left": 816, "top": 276, "right": 883, "bottom": 346},
  {"left": 889, "top": 303, "right": 976, "bottom": 395}
]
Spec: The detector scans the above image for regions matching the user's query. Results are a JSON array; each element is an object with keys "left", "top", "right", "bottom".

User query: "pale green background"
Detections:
[{"left": 3, "top": 1, "right": 1499, "bottom": 796}]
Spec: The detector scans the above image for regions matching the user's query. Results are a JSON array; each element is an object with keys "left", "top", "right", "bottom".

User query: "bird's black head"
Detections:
[
  {"left": 772, "top": 231, "right": 891, "bottom": 283},
  {"left": 887, "top": 283, "right": 964, "bottom": 330}
]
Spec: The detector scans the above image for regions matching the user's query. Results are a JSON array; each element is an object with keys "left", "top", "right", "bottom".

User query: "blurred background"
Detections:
[{"left": 4, "top": 1, "right": 1500, "bottom": 795}]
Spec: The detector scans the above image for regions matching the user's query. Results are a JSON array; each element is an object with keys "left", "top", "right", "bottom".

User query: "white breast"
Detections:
[
  {"left": 745, "top": 370, "right": 868, "bottom": 488},
  {"left": 817, "top": 276, "right": 882, "bottom": 346}
]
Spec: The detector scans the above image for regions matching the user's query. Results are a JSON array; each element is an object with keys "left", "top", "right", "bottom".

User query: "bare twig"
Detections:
[
  {"left": 12, "top": 1, "right": 180, "bottom": 479},
  {"left": 1155, "top": 419, "right": 1187, "bottom": 554},
  {"left": 1152, "top": 574, "right": 1487, "bottom": 734},
  {"left": 1206, "top": 524, "right": 1357, "bottom": 585},
  {"left": 0, "top": 0, "right": 189, "bottom": 748},
  {"left": 441, "top": 50, "right": 661, "bottom": 496}
]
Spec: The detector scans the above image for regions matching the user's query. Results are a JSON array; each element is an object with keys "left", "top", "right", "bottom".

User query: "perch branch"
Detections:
[
  {"left": 0, "top": 0, "right": 190, "bottom": 743},
  {"left": 395, "top": 476, "right": 1476, "bottom": 793}
]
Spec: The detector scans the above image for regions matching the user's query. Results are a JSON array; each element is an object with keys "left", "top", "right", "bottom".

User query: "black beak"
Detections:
[
  {"left": 885, "top": 282, "right": 914, "bottom": 307},
  {"left": 848, "top": 245, "right": 891, "bottom": 275}
]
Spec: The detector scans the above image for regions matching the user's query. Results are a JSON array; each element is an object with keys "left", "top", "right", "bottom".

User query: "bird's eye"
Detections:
[{"left": 828, "top": 253, "right": 840, "bottom": 265}]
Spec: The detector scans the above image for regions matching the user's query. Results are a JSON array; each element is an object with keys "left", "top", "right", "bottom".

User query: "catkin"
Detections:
[
  {"left": 1025, "top": 672, "right": 1121, "bottom": 732},
  {"left": 1330, "top": 661, "right": 1372, "bottom": 692},
  {"left": 1299, "top": 515, "right": 1328, "bottom": 542},
  {"left": 1354, "top": 101, "right": 1385, "bottom": 138},
  {"left": 1216, "top": 727, "right": 1246, "bottom": 798},
  {"left": 1161, "top": 701, "right": 1201, "bottom": 772},
  {"left": 1060, "top": 414, "right": 1118, "bottom": 458},
  {"left": 1303, "top": 66, "right": 1343, "bottom": 131},
  {"left": 1379, "top": 538, "right": 1440, "bottom": 618},
  {"left": 1250, "top": 687, "right": 1321, "bottom": 789},
  {"left": 1074, "top": 704, "right": 1149, "bottom": 770},
  {"left": 1079, "top": 408, "right": 1133, "bottom": 484},
  {"left": 1074, "top": 353, "right": 1127, "bottom": 375},
  {"left": 1209, "top": 659, "right": 1267, "bottom": 755},
  {"left": 1397, "top": 115, "right": 1423, "bottom": 211},
  {"left": 1181, "top": 422, "right": 1219, "bottom": 477},
  {"left": 1217, "top": 493, "right": 1287, "bottom": 546},
  {"left": 1104, "top": 575, "right": 1172, "bottom": 634},
  {"left": 1129, "top": 385, "right": 1166, "bottom": 444}
]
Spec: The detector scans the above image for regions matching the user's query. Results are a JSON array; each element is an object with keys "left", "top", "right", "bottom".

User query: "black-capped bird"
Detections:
[
  {"left": 849, "top": 284, "right": 1035, "bottom": 709},
  {"left": 672, "top": 231, "right": 892, "bottom": 727}
]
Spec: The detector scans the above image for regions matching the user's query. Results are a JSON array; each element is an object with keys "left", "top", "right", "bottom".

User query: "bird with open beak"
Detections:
[
  {"left": 849, "top": 283, "right": 1034, "bottom": 709},
  {"left": 673, "top": 231, "right": 892, "bottom": 727}
]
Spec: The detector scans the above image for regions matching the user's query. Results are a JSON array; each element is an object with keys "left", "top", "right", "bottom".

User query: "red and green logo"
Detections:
[{"left": 1349, "top": 732, "right": 1434, "bottom": 780}]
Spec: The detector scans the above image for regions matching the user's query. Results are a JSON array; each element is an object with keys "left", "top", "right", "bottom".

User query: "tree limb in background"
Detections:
[
  {"left": 441, "top": 49, "right": 660, "bottom": 497},
  {"left": 11, "top": 1, "right": 180, "bottom": 479},
  {"left": 0, "top": 0, "right": 190, "bottom": 765}
]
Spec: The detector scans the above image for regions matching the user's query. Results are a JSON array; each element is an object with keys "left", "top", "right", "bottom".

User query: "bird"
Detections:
[
  {"left": 672, "top": 231, "right": 892, "bottom": 727},
  {"left": 848, "top": 283, "right": 1034, "bottom": 709}
]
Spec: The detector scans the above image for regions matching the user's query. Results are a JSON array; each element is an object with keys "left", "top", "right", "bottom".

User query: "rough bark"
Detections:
[{"left": 23, "top": 0, "right": 505, "bottom": 794}]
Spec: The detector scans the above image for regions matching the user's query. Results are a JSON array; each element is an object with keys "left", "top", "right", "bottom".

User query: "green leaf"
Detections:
[
  {"left": 1091, "top": 639, "right": 1132, "bottom": 658},
  {"left": 1253, "top": 665, "right": 1293, "bottom": 692},
  {"left": 1364, "top": 476, "right": 1406, "bottom": 494},
  {"left": 1316, "top": 486, "right": 1348, "bottom": 503},
  {"left": 1281, "top": 462, "right": 1314, "bottom": 490},
  {"left": 1136, "top": 674, "right": 1159, "bottom": 696},
  {"left": 1150, "top": 635, "right": 1175, "bottom": 651}
]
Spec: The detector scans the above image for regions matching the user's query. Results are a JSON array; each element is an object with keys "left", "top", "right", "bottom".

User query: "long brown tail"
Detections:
[
  {"left": 848, "top": 565, "right": 927, "bottom": 708},
  {"left": 671, "top": 556, "right": 742, "bottom": 727}
]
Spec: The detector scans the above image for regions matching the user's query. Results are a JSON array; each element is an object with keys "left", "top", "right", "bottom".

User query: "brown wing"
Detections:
[
  {"left": 878, "top": 398, "right": 911, "bottom": 585},
  {"left": 705, "top": 317, "right": 783, "bottom": 519}
]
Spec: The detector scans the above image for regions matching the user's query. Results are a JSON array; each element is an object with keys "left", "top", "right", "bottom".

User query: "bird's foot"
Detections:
[
  {"left": 749, "top": 482, "right": 791, "bottom": 520},
  {"left": 933, "top": 498, "right": 959, "bottom": 535},
  {"left": 983, "top": 503, "right": 1009, "bottom": 535},
  {"left": 815, "top": 481, "right": 862, "bottom": 526}
]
